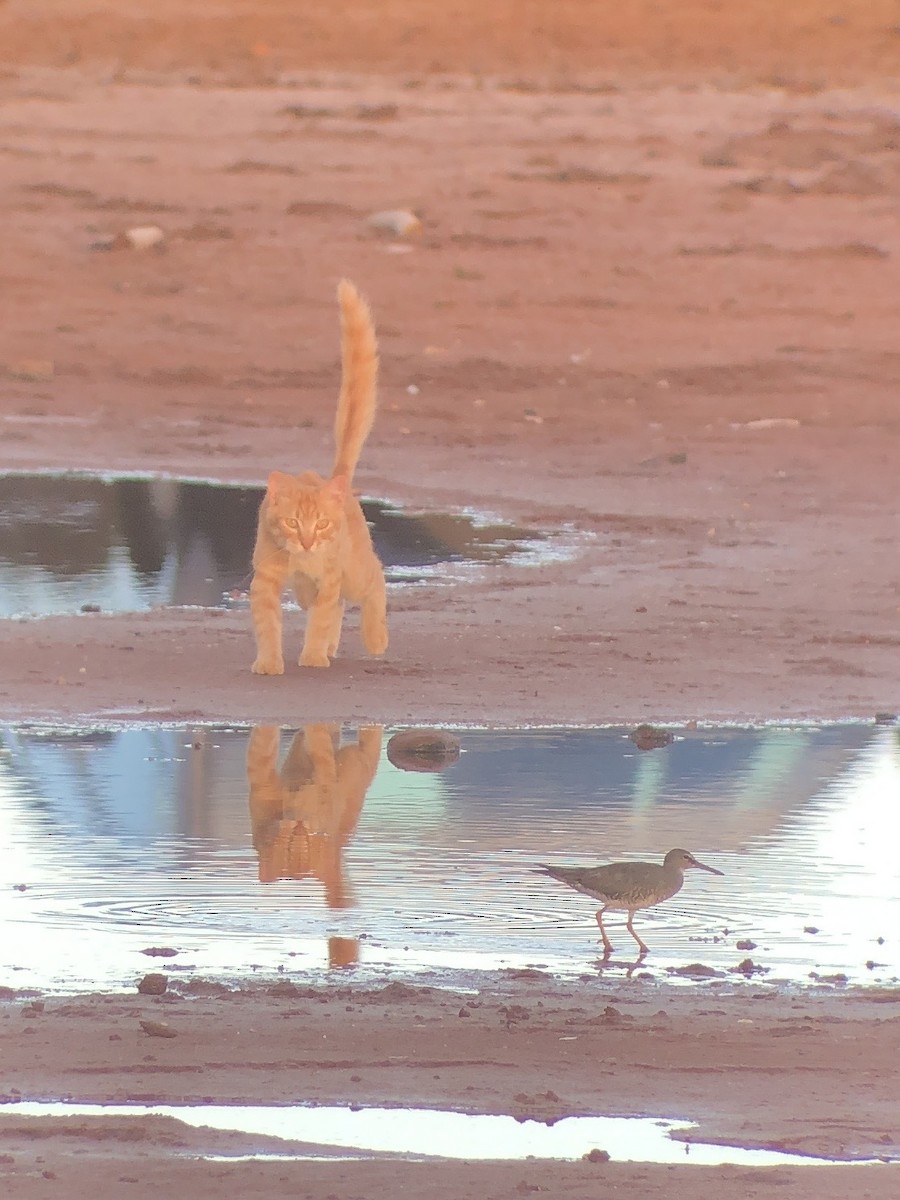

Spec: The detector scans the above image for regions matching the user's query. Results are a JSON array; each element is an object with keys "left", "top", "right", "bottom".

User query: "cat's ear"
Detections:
[
  {"left": 266, "top": 470, "right": 294, "bottom": 498},
  {"left": 326, "top": 474, "right": 349, "bottom": 501}
]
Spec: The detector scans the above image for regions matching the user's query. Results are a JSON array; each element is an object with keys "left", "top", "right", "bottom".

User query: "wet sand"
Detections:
[{"left": 1, "top": 2, "right": 899, "bottom": 1196}]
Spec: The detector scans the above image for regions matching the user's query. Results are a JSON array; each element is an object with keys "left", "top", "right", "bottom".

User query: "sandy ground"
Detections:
[{"left": 1, "top": 2, "right": 899, "bottom": 1196}]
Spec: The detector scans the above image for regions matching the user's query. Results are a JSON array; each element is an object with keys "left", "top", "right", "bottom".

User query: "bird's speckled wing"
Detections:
[{"left": 579, "top": 861, "right": 667, "bottom": 900}]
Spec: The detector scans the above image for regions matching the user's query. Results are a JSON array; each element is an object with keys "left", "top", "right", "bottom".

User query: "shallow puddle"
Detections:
[
  {"left": 4, "top": 1102, "right": 892, "bottom": 1166},
  {"left": 1, "top": 722, "right": 898, "bottom": 991},
  {"left": 0, "top": 471, "right": 553, "bottom": 616}
]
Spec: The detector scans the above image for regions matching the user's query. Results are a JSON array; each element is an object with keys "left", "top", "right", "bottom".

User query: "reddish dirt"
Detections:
[{"left": 1, "top": 3, "right": 899, "bottom": 1197}]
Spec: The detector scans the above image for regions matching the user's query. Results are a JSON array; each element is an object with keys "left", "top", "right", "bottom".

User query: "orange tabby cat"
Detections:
[
  {"left": 250, "top": 280, "right": 388, "bottom": 673},
  {"left": 247, "top": 721, "right": 381, "bottom": 906}
]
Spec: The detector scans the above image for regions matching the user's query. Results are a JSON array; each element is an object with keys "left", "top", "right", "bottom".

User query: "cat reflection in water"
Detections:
[
  {"left": 246, "top": 724, "right": 381, "bottom": 968},
  {"left": 249, "top": 280, "right": 388, "bottom": 673}
]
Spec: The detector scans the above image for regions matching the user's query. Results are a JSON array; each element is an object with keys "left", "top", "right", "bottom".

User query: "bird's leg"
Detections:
[
  {"left": 595, "top": 907, "right": 614, "bottom": 958},
  {"left": 625, "top": 911, "right": 649, "bottom": 958}
]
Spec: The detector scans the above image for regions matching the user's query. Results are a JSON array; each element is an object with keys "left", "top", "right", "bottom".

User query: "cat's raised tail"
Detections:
[{"left": 332, "top": 279, "right": 379, "bottom": 484}]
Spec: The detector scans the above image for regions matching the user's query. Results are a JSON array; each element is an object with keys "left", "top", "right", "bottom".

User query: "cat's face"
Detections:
[{"left": 263, "top": 472, "right": 347, "bottom": 554}]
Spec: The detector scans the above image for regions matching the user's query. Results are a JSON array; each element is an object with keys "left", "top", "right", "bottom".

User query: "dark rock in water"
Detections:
[
  {"left": 387, "top": 728, "right": 461, "bottom": 772},
  {"left": 137, "top": 973, "right": 168, "bottom": 995},
  {"left": 730, "top": 957, "right": 768, "bottom": 976},
  {"left": 629, "top": 724, "right": 674, "bottom": 751},
  {"left": 667, "top": 962, "right": 725, "bottom": 979},
  {"left": 874, "top": 712, "right": 897, "bottom": 725}
]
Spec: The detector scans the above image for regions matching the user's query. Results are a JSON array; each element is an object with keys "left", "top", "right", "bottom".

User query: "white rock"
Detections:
[
  {"left": 367, "top": 209, "right": 422, "bottom": 237},
  {"left": 742, "top": 417, "right": 801, "bottom": 430},
  {"left": 124, "top": 224, "right": 166, "bottom": 251}
]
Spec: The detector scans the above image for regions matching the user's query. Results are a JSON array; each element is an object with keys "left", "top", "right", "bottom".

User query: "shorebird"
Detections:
[{"left": 538, "top": 848, "right": 724, "bottom": 959}]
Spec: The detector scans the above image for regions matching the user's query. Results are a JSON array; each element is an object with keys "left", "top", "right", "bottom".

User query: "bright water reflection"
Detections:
[
  {"left": 4, "top": 1102, "right": 891, "bottom": 1166},
  {"left": 0, "top": 723, "right": 898, "bottom": 990}
]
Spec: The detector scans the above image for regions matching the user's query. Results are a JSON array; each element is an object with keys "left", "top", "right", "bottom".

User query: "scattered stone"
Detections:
[
  {"left": 736, "top": 939, "right": 757, "bottom": 951},
  {"left": 140, "top": 947, "right": 178, "bottom": 958},
  {"left": 139, "top": 1019, "right": 177, "bottom": 1038},
  {"left": 499, "top": 1004, "right": 530, "bottom": 1026},
  {"left": 281, "top": 103, "right": 336, "bottom": 119},
  {"left": 809, "top": 160, "right": 886, "bottom": 197},
  {"left": 583, "top": 1148, "right": 611, "bottom": 1163},
  {"left": 80, "top": 603, "right": 101, "bottom": 613},
  {"left": 177, "top": 221, "right": 234, "bottom": 241},
  {"left": 596, "top": 1004, "right": 634, "bottom": 1024},
  {"left": 809, "top": 971, "right": 848, "bottom": 985},
  {"left": 667, "top": 963, "right": 725, "bottom": 979},
  {"left": 377, "top": 980, "right": 425, "bottom": 1003},
  {"left": 137, "top": 973, "right": 168, "bottom": 995},
  {"left": 5, "top": 359, "right": 54, "bottom": 382},
  {"left": 386, "top": 728, "right": 461, "bottom": 772},
  {"left": 730, "top": 958, "right": 768, "bottom": 976},
  {"left": 629, "top": 724, "right": 674, "bottom": 751},
  {"left": 803, "top": 925, "right": 819, "bottom": 935},
  {"left": 741, "top": 417, "right": 801, "bottom": 430},
  {"left": 355, "top": 103, "right": 399, "bottom": 121},
  {"left": 122, "top": 224, "right": 166, "bottom": 251},
  {"left": 366, "top": 208, "right": 422, "bottom": 237},
  {"left": 266, "top": 980, "right": 301, "bottom": 998}
]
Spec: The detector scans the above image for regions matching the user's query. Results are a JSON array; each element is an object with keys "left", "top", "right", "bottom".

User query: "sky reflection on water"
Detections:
[{"left": 0, "top": 722, "right": 897, "bottom": 991}]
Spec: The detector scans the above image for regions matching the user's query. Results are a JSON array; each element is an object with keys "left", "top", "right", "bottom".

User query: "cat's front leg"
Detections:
[
  {"left": 361, "top": 567, "right": 389, "bottom": 656},
  {"left": 250, "top": 558, "right": 288, "bottom": 674},
  {"left": 299, "top": 576, "right": 343, "bottom": 668}
]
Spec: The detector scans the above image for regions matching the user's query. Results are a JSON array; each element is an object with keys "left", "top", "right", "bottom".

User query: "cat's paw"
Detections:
[
  {"left": 299, "top": 649, "right": 331, "bottom": 669},
  {"left": 251, "top": 656, "right": 284, "bottom": 675},
  {"left": 364, "top": 627, "right": 389, "bottom": 656}
]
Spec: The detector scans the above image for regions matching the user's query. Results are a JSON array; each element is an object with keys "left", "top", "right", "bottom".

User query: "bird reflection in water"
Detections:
[{"left": 246, "top": 723, "right": 382, "bottom": 968}]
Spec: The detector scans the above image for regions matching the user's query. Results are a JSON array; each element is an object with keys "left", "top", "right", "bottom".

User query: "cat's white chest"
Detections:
[{"left": 288, "top": 548, "right": 330, "bottom": 585}]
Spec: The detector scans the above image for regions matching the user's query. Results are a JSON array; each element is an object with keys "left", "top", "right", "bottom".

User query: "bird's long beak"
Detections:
[{"left": 689, "top": 855, "right": 724, "bottom": 876}]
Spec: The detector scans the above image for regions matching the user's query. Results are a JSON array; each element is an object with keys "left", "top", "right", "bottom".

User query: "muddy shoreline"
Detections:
[{"left": 2, "top": 978, "right": 899, "bottom": 1198}]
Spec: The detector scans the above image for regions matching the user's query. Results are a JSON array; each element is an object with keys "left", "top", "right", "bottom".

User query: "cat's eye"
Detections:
[
  {"left": 285, "top": 518, "right": 300, "bottom": 529},
  {"left": 315, "top": 518, "right": 330, "bottom": 531}
]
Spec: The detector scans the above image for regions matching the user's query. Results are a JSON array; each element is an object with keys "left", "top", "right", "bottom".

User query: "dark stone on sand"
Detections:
[
  {"left": 137, "top": 973, "right": 168, "bottom": 995},
  {"left": 386, "top": 728, "right": 461, "bottom": 771},
  {"left": 584, "top": 1148, "right": 611, "bottom": 1163}
]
